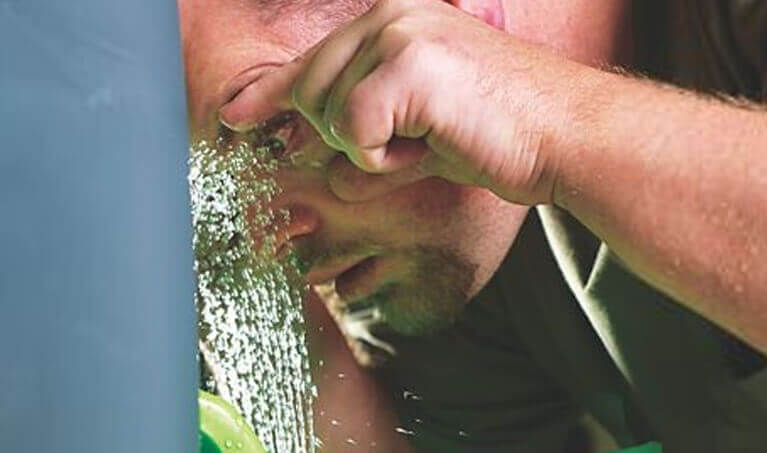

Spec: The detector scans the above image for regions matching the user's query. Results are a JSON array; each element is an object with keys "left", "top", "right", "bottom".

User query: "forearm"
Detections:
[{"left": 555, "top": 70, "right": 767, "bottom": 352}]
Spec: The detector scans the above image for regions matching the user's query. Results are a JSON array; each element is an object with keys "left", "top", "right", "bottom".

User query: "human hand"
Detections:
[{"left": 219, "top": 0, "right": 591, "bottom": 205}]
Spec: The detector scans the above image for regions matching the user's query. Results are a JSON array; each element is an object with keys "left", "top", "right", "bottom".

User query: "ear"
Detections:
[{"left": 445, "top": 0, "right": 506, "bottom": 30}]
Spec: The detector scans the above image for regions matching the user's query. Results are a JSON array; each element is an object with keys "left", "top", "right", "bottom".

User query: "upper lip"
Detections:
[{"left": 305, "top": 255, "right": 371, "bottom": 285}]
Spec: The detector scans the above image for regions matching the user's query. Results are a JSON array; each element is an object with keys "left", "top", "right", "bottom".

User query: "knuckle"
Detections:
[
  {"left": 339, "top": 86, "right": 376, "bottom": 146},
  {"left": 374, "top": 0, "right": 415, "bottom": 16},
  {"left": 397, "top": 37, "right": 433, "bottom": 64},
  {"left": 378, "top": 19, "right": 412, "bottom": 49}
]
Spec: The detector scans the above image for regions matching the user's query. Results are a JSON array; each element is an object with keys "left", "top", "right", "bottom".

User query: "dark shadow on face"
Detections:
[{"left": 344, "top": 247, "right": 476, "bottom": 337}]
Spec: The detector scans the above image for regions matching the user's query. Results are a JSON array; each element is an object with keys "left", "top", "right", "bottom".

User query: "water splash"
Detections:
[{"left": 189, "top": 132, "right": 316, "bottom": 453}]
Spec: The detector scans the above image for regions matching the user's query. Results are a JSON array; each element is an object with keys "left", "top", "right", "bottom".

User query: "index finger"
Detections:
[{"left": 218, "top": 57, "right": 304, "bottom": 132}]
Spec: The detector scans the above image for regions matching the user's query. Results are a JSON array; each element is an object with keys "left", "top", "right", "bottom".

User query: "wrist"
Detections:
[{"left": 548, "top": 66, "right": 623, "bottom": 210}]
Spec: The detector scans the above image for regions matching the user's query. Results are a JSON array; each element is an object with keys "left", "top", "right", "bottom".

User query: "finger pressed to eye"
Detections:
[
  {"left": 218, "top": 4, "right": 381, "bottom": 131},
  {"left": 322, "top": 37, "right": 382, "bottom": 145},
  {"left": 218, "top": 64, "right": 298, "bottom": 131},
  {"left": 291, "top": 9, "right": 386, "bottom": 143},
  {"left": 325, "top": 58, "right": 430, "bottom": 173}
]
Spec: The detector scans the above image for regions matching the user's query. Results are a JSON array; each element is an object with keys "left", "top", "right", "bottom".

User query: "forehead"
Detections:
[
  {"left": 181, "top": 0, "right": 377, "bottom": 51},
  {"left": 178, "top": 0, "right": 379, "bottom": 133},
  {"left": 253, "top": 0, "right": 376, "bottom": 24}
]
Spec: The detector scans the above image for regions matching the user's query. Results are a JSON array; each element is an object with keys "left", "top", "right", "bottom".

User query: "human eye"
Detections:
[{"left": 250, "top": 111, "right": 299, "bottom": 158}]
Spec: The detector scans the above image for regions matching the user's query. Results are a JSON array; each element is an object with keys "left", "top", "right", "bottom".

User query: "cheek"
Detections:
[
  {"left": 386, "top": 182, "right": 519, "bottom": 245},
  {"left": 402, "top": 188, "right": 527, "bottom": 296},
  {"left": 275, "top": 167, "right": 525, "bottom": 261}
]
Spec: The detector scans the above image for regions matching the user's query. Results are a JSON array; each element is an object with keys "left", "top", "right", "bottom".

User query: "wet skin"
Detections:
[
  {"left": 179, "top": 0, "right": 629, "bottom": 345},
  {"left": 180, "top": 0, "right": 528, "bottom": 345}
]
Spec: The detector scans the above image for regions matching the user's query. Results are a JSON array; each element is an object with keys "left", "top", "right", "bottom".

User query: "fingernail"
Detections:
[{"left": 218, "top": 103, "right": 249, "bottom": 132}]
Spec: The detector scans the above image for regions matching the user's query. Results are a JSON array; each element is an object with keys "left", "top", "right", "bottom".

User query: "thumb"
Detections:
[{"left": 218, "top": 57, "right": 304, "bottom": 132}]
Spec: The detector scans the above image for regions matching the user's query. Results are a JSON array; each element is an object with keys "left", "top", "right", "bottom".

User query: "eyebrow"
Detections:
[
  {"left": 252, "top": 0, "right": 375, "bottom": 24},
  {"left": 252, "top": 0, "right": 328, "bottom": 18}
]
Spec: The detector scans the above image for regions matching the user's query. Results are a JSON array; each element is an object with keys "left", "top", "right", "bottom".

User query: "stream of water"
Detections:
[{"left": 189, "top": 132, "right": 316, "bottom": 453}]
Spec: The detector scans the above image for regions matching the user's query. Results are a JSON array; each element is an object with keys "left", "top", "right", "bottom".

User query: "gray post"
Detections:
[{"left": 0, "top": 1, "right": 197, "bottom": 452}]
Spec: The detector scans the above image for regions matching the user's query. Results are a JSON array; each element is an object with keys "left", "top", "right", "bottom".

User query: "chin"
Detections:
[{"left": 317, "top": 246, "right": 477, "bottom": 367}]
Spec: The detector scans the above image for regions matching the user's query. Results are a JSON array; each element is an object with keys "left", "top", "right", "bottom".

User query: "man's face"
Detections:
[{"left": 179, "top": 0, "right": 527, "bottom": 347}]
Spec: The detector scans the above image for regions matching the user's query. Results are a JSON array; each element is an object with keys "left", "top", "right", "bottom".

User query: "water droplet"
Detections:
[
  {"left": 569, "top": 187, "right": 581, "bottom": 198},
  {"left": 331, "top": 419, "right": 341, "bottom": 426},
  {"left": 346, "top": 438, "right": 358, "bottom": 446},
  {"left": 236, "top": 441, "right": 243, "bottom": 449},
  {"left": 395, "top": 427, "right": 415, "bottom": 436},
  {"left": 403, "top": 390, "right": 422, "bottom": 401},
  {"left": 458, "top": 430, "right": 469, "bottom": 438},
  {"left": 225, "top": 440, "right": 233, "bottom": 448},
  {"left": 337, "top": 373, "right": 346, "bottom": 379}
]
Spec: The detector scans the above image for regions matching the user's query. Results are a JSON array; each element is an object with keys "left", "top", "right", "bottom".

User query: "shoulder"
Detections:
[
  {"left": 687, "top": 1, "right": 767, "bottom": 99},
  {"left": 726, "top": 0, "right": 767, "bottom": 98},
  {"left": 709, "top": 0, "right": 767, "bottom": 99},
  {"left": 635, "top": 1, "right": 767, "bottom": 100}
]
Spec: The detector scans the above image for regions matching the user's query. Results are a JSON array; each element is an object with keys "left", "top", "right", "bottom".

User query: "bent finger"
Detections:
[
  {"left": 219, "top": 60, "right": 304, "bottom": 132},
  {"left": 291, "top": 9, "right": 390, "bottom": 145},
  {"left": 327, "top": 152, "right": 429, "bottom": 202}
]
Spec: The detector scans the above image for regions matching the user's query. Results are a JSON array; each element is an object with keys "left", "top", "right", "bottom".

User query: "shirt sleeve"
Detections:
[{"left": 728, "top": 0, "right": 767, "bottom": 99}]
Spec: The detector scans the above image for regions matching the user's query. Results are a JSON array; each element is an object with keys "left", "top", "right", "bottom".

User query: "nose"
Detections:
[
  {"left": 274, "top": 205, "right": 322, "bottom": 256},
  {"left": 248, "top": 203, "right": 321, "bottom": 256}
]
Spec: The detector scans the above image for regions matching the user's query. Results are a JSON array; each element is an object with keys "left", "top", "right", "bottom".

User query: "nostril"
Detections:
[
  {"left": 274, "top": 205, "right": 321, "bottom": 255},
  {"left": 287, "top": 205, "right": 321, "bottom": 238}
]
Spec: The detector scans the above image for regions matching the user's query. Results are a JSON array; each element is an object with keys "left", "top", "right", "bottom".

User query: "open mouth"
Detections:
[
  {"left": 313, "top": 280, "right": 398, "bottom": 367},
  {"left": 306, "top": 253, "right": 394, "bottom": 309},
  {"left": 334, "top": 256, "right": 385, "bottom": 304}
]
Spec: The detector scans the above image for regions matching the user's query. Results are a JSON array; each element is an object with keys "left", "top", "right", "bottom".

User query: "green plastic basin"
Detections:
[{"left": 199, "top": 391, "right": 267, "bottom": 453}]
